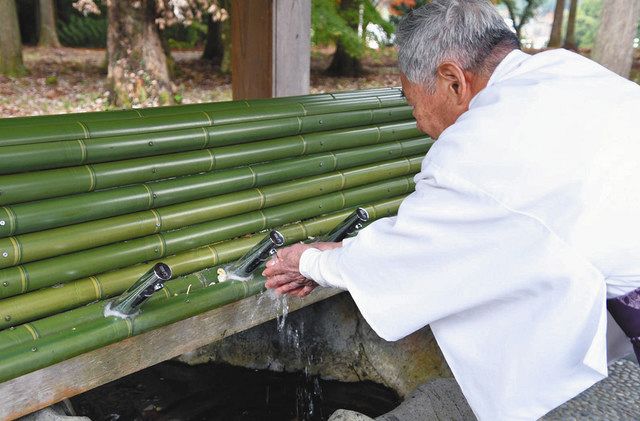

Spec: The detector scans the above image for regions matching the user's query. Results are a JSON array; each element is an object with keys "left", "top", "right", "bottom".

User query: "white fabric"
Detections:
[
  {"left": 299, "top": 248, "right": 345, "bottom": 289},
  {"left": 299, "top": 49, "right": 640, "bottom": 420}
]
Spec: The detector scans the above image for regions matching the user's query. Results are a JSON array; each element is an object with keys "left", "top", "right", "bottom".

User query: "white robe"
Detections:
[{"left": 299, "top": 49, "right": 640, "bottom": 420}]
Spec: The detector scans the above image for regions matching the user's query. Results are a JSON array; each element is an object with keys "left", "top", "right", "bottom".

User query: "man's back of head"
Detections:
[{"left": 396, "top": 0, "right": 520, "bottom": 91}]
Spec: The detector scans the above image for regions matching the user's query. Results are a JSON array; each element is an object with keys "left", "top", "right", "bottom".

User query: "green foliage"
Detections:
[
  {"left": 574, "top": 0, "right": 602, "bottom": 48},
  {"left": 164, "top": 21, "right": 208, "bottom": 50},
  {"left": 312, "top": 0, "right": 393, "bottom": 58},
  {"left": 499, "top": 0, "right": 544, "bottom": 38},
  {"left": 57, "top": 14, "right": 107, "bottom": 48}
]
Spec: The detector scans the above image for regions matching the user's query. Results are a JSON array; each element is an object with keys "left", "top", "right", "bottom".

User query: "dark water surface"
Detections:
[{"left": 71, "top": 361, "right": 400, "bottom": 421}]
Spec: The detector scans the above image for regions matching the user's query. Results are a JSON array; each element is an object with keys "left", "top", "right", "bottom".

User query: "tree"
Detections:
[
  {"left": 106, "top": 0, "right": 173, "bottom": 107},
  {"left": 73, "top": 0, "right": 226, "bottom": 107},
  {"left": 547, "top": 0, "right": 565, "bottom": 47},
  {"left": 501, "top": 0, "right": 544, "bottom": 40},
  {"left": 563, "top": 0, "right": 578, "bottom": 50},
  {"left": 201, "top": 4, "right": 228, "bottom": 66},
  {"left": 592, "top": 0, "right": 640, "bottom": 77},
  {"left": 38, "top": 0, "right": 61, "bottom": 47},
  {"left": 0, "top": 0, "right": 26, "bottom": 76},
  {"left": 202, "top": 16, "right": 223, "bottom": 65},
  {"left": 313, "top": 0, "right": 392, "bottom": 77},
  {"left": 326, "top": 0, "right": 362, "bottom": 76},
  {"left": 573, "top": 0, "right": 601, "bottom": 48}
]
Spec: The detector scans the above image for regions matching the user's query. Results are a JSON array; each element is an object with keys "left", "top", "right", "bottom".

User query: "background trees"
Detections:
[
  {"left": 313, "top": 0, "right": 392, "bottom": 76},
  {"left": 38, "top": 0, "right": 61, "bottom": 47},
  {"left": 0, "top": 0, "right": 26, "bottom": 76},
  {"left": 501, "top": 0, "right": 544, "bottom": 40},
  {"left": 547, "top": 0, "right": 565, "bottom": 47},
  {"left": 592, "top": 0, "right": 640, "bottom": 77}
]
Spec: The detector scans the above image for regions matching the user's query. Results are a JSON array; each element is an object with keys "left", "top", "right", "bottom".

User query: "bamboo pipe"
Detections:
[
  {"left": 0, "top": 196, "right": 403, "bottom": 356},
  {"left": 0, "top": 114, "right": 417, "bottom": 207},
  {"left": 0, "top": 175, "right": 415, "bottom": 300},
  {"left": 0, "top": 156, "right": 422, "bottom": 268},
  {"left": 0, "top": 115, "right": 417, "bottom": 176},
  {"left": 0, "top": 96, "right": 408, "bottom": 147},
  {"left": 0, "top": 88, "right": 402, "bottom": 129},
  {"left": 0, "top": 277, "right": 268, "bottom": 383},
  {"left": 0, "top": 137, "right": 431, "bottom": 237}
]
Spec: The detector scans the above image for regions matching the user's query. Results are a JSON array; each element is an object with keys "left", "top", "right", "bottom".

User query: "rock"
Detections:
[
  {"left": 328, "top": 409, "right": 376, "bottom": 421},
  {"left": 18, "top": 401, "right": 90, "bottom": 421},
  {"left": 177, "top": 292, "right": 451, "bottom": 398},
  {"left": 327, "top": 378, "right": 475, "bottom": 421},
  {"left": 377, "top": 378, "right": 475, "bottom": 421}
]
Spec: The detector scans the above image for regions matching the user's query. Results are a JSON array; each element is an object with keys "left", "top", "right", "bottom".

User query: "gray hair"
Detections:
[{"left": 396, "top": 0, "right": 519, "bottom": 90}]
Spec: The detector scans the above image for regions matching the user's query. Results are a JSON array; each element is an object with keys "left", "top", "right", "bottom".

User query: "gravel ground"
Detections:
[{"left": 542, "top": 359, "right": 640, "bottom": 420}]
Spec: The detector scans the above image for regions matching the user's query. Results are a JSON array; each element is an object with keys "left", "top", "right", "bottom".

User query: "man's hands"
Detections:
[{"left": 263, "top": 242, "right": 342, "bottom": 297}]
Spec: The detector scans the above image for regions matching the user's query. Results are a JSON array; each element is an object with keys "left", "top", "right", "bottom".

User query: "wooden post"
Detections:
[{"left": 231, "top": 0, "right": 310, "bottom": 100}]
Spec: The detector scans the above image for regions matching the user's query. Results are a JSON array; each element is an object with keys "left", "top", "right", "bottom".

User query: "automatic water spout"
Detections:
[
  {"left": 217, "top": 230, "right": 286, "bottom": 282},
  {"left": 320, "top": 207, "right": 369, "bottom": 242},
  {"left": 104, "top": 262, "right": 172, "bottom": 318}
]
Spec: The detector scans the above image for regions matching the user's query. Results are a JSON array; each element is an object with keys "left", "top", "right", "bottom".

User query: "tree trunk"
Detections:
[
  {"left": 0, "top": 0, "right": 26, "bottom": 76},
  {"left": 37, "top": 0, "right": 61, "bottom": 48},
  {"left": 202, "top": 17, "right": 224, "bottom": 66},
  {"left": 592, "top": 0, "right": 640, "bottom": 78},
  {"left": 326, "top": 0, "right": 363, "bottom": 77},
  {"left": 107, "top": 0, "right": 174, "bottom": 108},
  {"left": 563, "top": 0, "right": 578, "bottom": 50},
  {"left": 547, "top": 0, "right": 565, "bottom": 48},
  {"left": 326, "top": 40, "right": 363, "bottom": 77}
]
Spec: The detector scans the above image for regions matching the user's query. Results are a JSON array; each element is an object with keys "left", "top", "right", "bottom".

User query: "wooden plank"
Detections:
[
  {"left": 0, "top": 288, "right": 342, "bottom": 421},
  {"left": 274, "top": 0, "right": 311, "bottom": 97},
  {"left": 231, "top": 0, "right": 274, "bottom": 99}
]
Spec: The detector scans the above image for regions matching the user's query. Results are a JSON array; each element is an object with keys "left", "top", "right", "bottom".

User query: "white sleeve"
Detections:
[
  {"left": 299, "top": 248, "right": 346, "bottom": 289},
  {"left": 298, "top": 161, "right": 604, "bottom": 343}
]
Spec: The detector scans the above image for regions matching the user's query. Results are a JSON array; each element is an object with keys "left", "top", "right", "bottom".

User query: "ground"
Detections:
[
  {"left": 0, "top": 47, "right": 402, "bottom": 118},
  {"left": 2, "top": 46, "right": 639, "bottom": 119}
]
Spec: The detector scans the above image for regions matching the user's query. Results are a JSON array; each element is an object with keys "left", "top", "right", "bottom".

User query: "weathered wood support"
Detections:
[{"left": 0, "top": 289, "right": 341, "bottom": 420}]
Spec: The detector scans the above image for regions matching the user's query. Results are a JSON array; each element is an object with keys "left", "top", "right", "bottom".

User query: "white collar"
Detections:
[
  {"left": 468, "top": 49, "right": 530, "bottom": 109},
  {"left": 486, "top": 49, "right": 530, "bottom": 87}
]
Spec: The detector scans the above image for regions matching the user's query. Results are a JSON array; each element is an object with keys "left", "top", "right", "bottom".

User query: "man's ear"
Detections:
[{"left": 436, "top": 62, "right": 470, "bottom": 106}]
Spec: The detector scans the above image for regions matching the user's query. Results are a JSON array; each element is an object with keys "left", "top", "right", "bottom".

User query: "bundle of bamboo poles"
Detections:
[{"left": 0, "top": 88, "right": 432, "bottom": 383}]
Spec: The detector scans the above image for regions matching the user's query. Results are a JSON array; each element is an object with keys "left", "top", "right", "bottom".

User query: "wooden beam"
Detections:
[
  {"left": 274, "top": 0, "right": 311, "bottom": 97},
  {"left": 231, "top": 0, "right": 311, "bottom": 100},
  {"left": 231, "top": 0, "right": 274, "bottom": 99},
  {"left": 0, "top": 289, "right": 342, "bottom": 420}
]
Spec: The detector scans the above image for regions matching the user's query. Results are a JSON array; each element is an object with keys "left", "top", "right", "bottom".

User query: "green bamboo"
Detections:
[
  {"left": 0, "top": 175, "right": 415, "bottom": 300},
  {"left": 0, "top": 136, "right": 431, "bottom": 237},
  {"left": 0, "top": 277, "right": 269, "bottom": 383},
  {"left": 0, "top": 87, "right": 418, "bottom": 382},
  {"left": 0, "top": 88, "right": 402, "bottom": 130},
  {"left": 0, "top": 156, "right": 422, "bottom": 268},
  {"left": 0, "top": 96, "right": 407, "bottom": 147},
  {"left": 0, "top": 115, "right": 416, "bottom": 207},
  {"left": 0, "top": 112, "right": 417, "bottom": 175},
  {"left": 0, "top": 196, "right": 403, "bottom": 355}
]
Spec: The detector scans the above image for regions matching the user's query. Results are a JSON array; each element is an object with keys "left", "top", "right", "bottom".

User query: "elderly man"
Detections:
[{"left": 264, "top": 0, "right": 640, "bottom": 419}]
